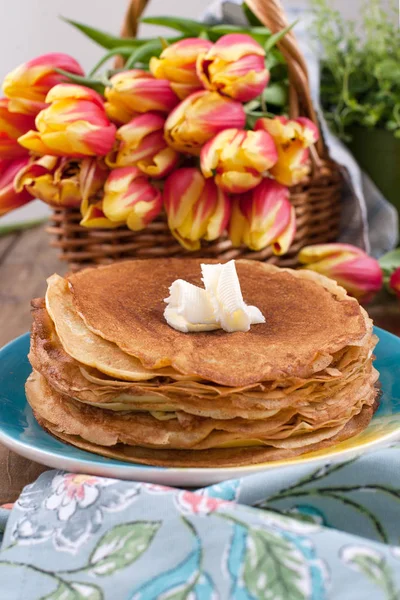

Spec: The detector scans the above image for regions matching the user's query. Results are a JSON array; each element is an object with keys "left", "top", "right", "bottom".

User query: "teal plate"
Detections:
[{"left": 0, "top": 329, "right": 399, "bottom": 487}]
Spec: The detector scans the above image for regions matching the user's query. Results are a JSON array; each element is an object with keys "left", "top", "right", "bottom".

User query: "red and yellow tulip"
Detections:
[
  {"left": 163, "top": 167, "right": 230, "bottom": 250},
  {"left": 3, "top": 53, "right": 84, "bottom": 115},
  {"left": 197, "top": 33, "right": 269, "bottom": 102},
  {"left": 0, "top": 156, "right": 33, "bottom": 216},
  {"left": 255, "top": 116, "right": 319, "bottom": 186},
  {"left": 0, "top": 99, "right": 35, "bottom": 159},
  {"left": 104, "top": 70, "right": 179, "bottom": 125},
  {"left": 229, "top": 178, "right": 296, "bottom": 254},
  {"left": 164, "top": 90, "right": 246, "bottom": 156},
  {"left": 18, "top": 84, "right": 116, "bottom": 157},
  {"left": 298, "top": 243, "right": 383, "bottom": 302},
  {"left": 107, "top": 113, "right": 179, "bottom": 178},
  {"left": 103, "top": 166, "right": 162, "bottom": 231},
  {"left": 150, "top": 38, "right": 213, "bottom": 100},
  {"left": 200, "top": 128, "right": 278, "bottom": 193}
]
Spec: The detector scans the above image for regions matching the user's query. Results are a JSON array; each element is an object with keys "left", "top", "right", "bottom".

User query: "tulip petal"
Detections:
[
  {"left": 105, "top": 70, "right": 179, "bottom": 123},
  {"left": 103, "top": 166, "right": 162, "bottom": 230},
  {"left": 205, "top": 187, "right": 231, "bottom": 241},
  {"left": 81, "top": 201, "right": 123, "bottom": 229},
  {"left": 216, "top": 170, "right": 262, "bottom": 194},
  {"left": 390, "top": 267, "right": 400, "bottom": 298},
  {"left": 201, "top": 128, "right": 277, "bottom": 193},
  {"left": 3, "top": 53, "right": 84, "bottom": 115},
  {"left": 228, "top": 196, "right": 249, "bottom": 247},
  {"left": 164, "top": 91, "right": 246, "bottom": 156},
  {"left": 205, "top": 34, "right": 265, "bottom": 61},
  {"left": 298, "top": 243, "right": 366, "bottom": 264},
  {"left": 0, "top": 156, "right": 33, "bottom": 216},
  {"left": 273, "top": 205, "right": 296, "bottom": 255},
  {"left": 256, "top": 117, "right": 320, "bottom": 187}
]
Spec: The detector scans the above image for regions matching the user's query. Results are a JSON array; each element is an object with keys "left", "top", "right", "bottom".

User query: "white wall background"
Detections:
[{"left": 0, "top": 0, "right": 395, "bottom": 225}]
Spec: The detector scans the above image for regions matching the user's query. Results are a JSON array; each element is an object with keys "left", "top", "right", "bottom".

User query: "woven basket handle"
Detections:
[{"left": 119, "top": 0, "right": 324, "bottom": 157}]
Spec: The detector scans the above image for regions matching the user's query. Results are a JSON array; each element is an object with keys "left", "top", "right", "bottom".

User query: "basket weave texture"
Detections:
[{"left": 47, "top": 0, "right": 342, "bottom": 271}]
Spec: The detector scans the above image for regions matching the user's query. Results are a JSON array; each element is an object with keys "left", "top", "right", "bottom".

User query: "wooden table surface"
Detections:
[{"left": 0, "top": 222, "right": 399, "bottom": 503}]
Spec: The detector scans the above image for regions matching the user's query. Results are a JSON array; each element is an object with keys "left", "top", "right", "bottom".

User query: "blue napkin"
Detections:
[{"left": 1, "top": 445, "right": 400, "bottom": 599}]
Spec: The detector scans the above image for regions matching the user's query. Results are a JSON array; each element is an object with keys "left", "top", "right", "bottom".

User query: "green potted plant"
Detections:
[{"left": 311, "top": 0, "right": 399, "bottom": 213}]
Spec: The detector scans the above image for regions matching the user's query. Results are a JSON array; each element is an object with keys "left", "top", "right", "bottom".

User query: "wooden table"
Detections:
[{"left": 0, "top": 222, "right": 399, "bottom": 503}]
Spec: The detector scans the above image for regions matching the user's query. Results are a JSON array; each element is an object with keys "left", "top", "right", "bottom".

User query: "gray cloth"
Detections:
[{"left": 203, "top": 1, "right": 398, "bottom": 257}]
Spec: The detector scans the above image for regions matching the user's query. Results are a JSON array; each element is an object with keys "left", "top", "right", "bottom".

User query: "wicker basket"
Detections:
[{"left": 47, "top": 0, "right": 342, "bottom": 272}]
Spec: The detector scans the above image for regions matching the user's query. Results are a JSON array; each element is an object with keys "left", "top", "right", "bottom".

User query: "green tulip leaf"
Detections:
[
  {"left": 140, "top": 16, "right": 205, "bottom": 36},
  {"left": 263, "top": 82, "right": 288, "bottom": 106},
  {"left": 54, "top": 69, "right": 107, "bottom": 94},
  {"left": 88, "top": 47, "right": 135, "bottom": 76},
  {"left": 124, "top": 39, "right": 165, "bottom": 69},
  {"left": 264, "top": 21, "right": 297, "bottom": 53},
  {"left": 243, "top": 2, "right": 264, "bottom": 27},
  {"left": 61, "top": 17, "right": 142, "bottom": 49},
  {"left": 379, "top": 249, "right": 400, "bottom": 275}
]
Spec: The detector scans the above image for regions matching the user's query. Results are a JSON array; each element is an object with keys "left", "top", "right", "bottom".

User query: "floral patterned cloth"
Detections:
[{"left": 1, "top": 445, "right": 400, "bottom": 599}]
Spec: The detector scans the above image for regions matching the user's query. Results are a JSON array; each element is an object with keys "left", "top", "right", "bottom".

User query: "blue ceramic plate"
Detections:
[{"left": 0, "top": 329, "right": 400, "bottom": 487}]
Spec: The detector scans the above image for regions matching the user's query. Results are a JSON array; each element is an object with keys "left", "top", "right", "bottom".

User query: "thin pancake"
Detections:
[
  {"left": 37, "top": 403, "right": 377, "bottom": 468},
  {"left": 68, "top": 260, "right": 368, "bottom": 386},
  {"left": 45, "top": 274, "right": 194, "bottom": 382},
  {"left": 29, "top": 299, "right": 378, "bottom": 421},
  {"left": 26, "top": 371, "right": 378, "bottom": 451}
]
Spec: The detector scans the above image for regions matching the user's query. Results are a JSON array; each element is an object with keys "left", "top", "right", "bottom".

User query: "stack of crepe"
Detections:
[{"left": 26, "top": 259, "right": 379, "bottom": 468}]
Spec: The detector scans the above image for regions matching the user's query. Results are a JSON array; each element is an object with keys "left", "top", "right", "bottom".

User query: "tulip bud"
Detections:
[
  {"left": 18, "top": 84, "right": 116, "bottom": 158},
  {"left": 0, "top": 99, "right": 35, "bottom": 159},
  {"left": 164, "top": 167, "right": 231, "bottom": 250},
  {"left": 298, "top": 244, "right": 383, "bottom": 303},
  {"left": 104, "top": 70, "right": 179, "bottom": 125},
  {"left": 197, "top": 34, "right": 269, "bottom": 102},
  {"left": 164, "top": 90, "right": 246, "bottom": 156},
  {"left": 3, "top": 53, "right": 84, "bottom": 115},
  {"left": 107, "top": 113, "right": 179, "bottom": 179},
  {"left": 0, "top": 157, "right": 33, "bottom": 216},
  {"left": 201, "top": 128, "right": 278, "bottom": 193},
  {"left": 229, "top": 179, "right": 296, "bottom": 254},
  {"left": 255, "top": 116, "right": 319, "bottom": 186},
  {"left": 150, "top": 38, "right": 213, "bottom": 100},
  {"left": 390, "top": 268, "right": 400, "bottom": 299},
  {"left": 103, "top": 166, "right": 162, "bottom": 231}
]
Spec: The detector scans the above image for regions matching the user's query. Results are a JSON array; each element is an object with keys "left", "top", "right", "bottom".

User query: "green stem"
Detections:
[{"left": 89, "top": 47, "right": 133, "bottom": 76}]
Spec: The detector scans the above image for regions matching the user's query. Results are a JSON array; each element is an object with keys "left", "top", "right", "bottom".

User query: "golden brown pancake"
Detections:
[
  {"left": 68, "top": 260, "right": 368, "bottom": 386},
  {"left": 30, "top": 298, "right": 378, "bottom": 423},
  {"left": 36, "top": 405, "right": 378, "bottom": 468},
  {"left": 27, "top": 258, "right": 380, "bottom": 468},
  {"left": 26, "top": 371, "right": 378, "bottom": 451},
  {"left": 45, "top": 274, "right": 196, "bottom": 382}
]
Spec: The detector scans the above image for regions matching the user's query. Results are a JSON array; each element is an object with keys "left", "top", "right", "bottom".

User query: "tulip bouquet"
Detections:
[{"left": 0, "top": 5, "right": 323, "bottom": 255}]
